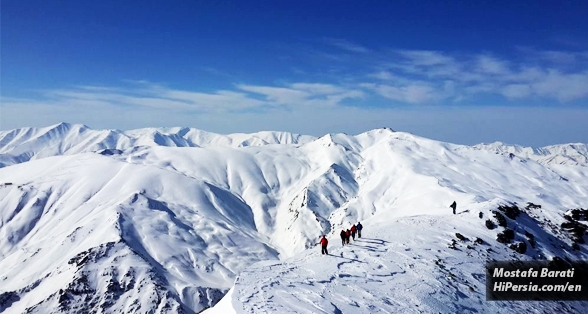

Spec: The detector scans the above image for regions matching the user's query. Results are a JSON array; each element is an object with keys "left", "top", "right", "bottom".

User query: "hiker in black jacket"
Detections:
[
  {"left": 340, "top": 229, "right": 347, "bottom": 245},
  {"left": 356, "top": 222, "right": 363, "bottom": 238},
  {"left": 450, "top": 201, "right": 457, "bottom": 215}
]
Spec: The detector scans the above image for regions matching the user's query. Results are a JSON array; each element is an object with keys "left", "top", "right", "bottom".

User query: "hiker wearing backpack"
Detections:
[
  {"left": 340, "top": 229, "right": 347, "bottom": 245},
  {"left": 356, "top": 222, "right": 363, "bottom": 238},
  {"left": 351, "top": 224, "right": 357, "bottom": 240}
]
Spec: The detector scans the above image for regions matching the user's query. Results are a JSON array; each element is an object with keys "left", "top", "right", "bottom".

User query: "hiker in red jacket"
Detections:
[
  {"left": 351, "top": 224, "right": 357, "bottom": 240},
  {"left": 340, "top": 229, "right": 346, "bottom": 245},
  {"left": 320, "top": 235, "right": 329, "bottom": 255},
  {"left": 345, "top": 229, "right": 351, "bottom": 244}
]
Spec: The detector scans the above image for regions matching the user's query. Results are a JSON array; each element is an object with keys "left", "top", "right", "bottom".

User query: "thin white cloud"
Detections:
[
  {"left": 517, "top": 47, "right": 588, "bottom": 65},
  {"left": 463, "top": 83, "right": 500, "bottom": 95},
  {"left": 497, "top": 69, "right": 588, "bottom": 101},
  {"left": 501, "top": 84, "right": 533, "bottom": 99},
  {"left": 395, "top": 50, "right": 456, "bottom": 66},
  {"left": 370, "top": 71, "right": 396, "bottom": 81},
  {"left": 158, "top": 89, "right": 266, "bottom": 110},
  {"left": 475, "top": 55, "right": 511, "bottom": 75},
  {"left": 289, "top": 83, "right": 343, "bottom": 94},
  {"left": 362, "top": 83, "right": 446, "bottom": 104},
  {"left": 237, "top": 85, "right": 311, "bottom": 105},
  {"left": 43, "top": 86, "right": 264, "bottom": 111},
  {"left": 537, "top": 51, "right": 578, "bottom": 64},
  {"left": 532, "top": 70, "right": 588, "bottom": 101},
  {"left": 237, "top": 83, "right": 363, "bottom": 106},
  {"left": 368, "top": 71, "right": 415, "bottom": 84},
  {"left": 201, "top": 67, "right": 239, "bottom": 80},
  {"left": 3, "top": 47, "right": 588, "bottom": 137},
  {"left": 383, "top": 50, "right": 466, "bottom": 82},
  {"left": 323, "top": 38, "right": 371, "bottom": 53},
  {"left": 370, "top": 49, "right": 588, "bottom": 103},
  {"left": 503, "top": 66, "right": 544, "bottom": 82},
  {"left": 3, "top": 81, "right": 365, "bottom": 122}
]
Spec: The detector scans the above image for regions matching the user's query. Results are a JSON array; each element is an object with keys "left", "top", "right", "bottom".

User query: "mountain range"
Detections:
[{"left": 1, "top": 123, "right": 587, "bottom": 313}]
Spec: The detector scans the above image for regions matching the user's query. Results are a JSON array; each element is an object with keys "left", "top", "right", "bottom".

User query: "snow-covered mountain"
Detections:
[
  {"left": 2, "top": 123, "right": 586, "bottom": 170},
  {"left": 0, "top": 123, "right": 315, "bottom": 168},
  {"left": 472, "top": 141, "right": 588, "bottom": 167},
  {"left": 1, "top": 124, "right": 587, "bottom": 313}
]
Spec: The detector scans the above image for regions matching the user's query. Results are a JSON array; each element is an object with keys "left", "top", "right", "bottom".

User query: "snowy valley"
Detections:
[{"left": 1, "top": 123, "right": 587, "bottom": 313}]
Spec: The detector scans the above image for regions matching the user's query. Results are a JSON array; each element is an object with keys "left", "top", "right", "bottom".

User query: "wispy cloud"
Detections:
[
  {"left": 3, "top": 81, "right": 364, "bottom": 117},
  {"left": 201, "top": 67, "right": 239, "bottom": 80},
  {"left": 5, "top": 48, "right": 588, "bottom": 116},
  {"left": 4, "top": 47, "right": 588, "bottom": 137},
  {"left": 395, "top": 50, "right": 456, "bottom": 66},
  {"left": 40, "top": 85, "right": 265, "bottom": 112},
  {"left": 360, "top": 82, "right": 443, "bottom": 104},
  {"left": 323, "top": 38, "right": 371, "bottom": 53},
  {"left": 536, "top": 51, "right": 578, "bottom": 64},
  {"left": 509, "top": 70, "right": 588, "bottom": 102},
  {"left": 237, "top": 83, "right": 363, "bottom": 106},
  {"left": 475, "top": 55, "right": 510, "bottom": 75},
  {"left": 368, "top": 48, "right": 588, "bottom": 103}
]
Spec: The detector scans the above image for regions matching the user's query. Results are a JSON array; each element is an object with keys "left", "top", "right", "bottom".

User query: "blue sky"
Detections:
[{"left": 2, "top": 0, "right": 588, "bottom": 146}]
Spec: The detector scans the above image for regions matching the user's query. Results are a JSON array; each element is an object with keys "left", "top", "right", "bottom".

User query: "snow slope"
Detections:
[
  {"left": 214, "top": 211, "right": 588, "bottom": 313},
  {"left": 203, "top": 131, "right": 588, "bottom": 313},
  {"left": 0, "top": 154, "right": 277, "bottom": 313},
  {"left": 1, "top": 124, "right": 587, "bottom": 313}
]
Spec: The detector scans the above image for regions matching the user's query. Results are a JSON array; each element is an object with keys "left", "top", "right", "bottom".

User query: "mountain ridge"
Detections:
[
  {"left": 1, "top": 124, "right": 587, "bottom": 313},
  {"left": 0, "top": 123, "right": 316, "bottom": 168},
  {"left": 2, "top": 123, "right": 587, "bottom": 169}
]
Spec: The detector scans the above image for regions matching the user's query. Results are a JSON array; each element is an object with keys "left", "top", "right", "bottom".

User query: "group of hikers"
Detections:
[
  {"left": 319, "top": 203, "right": 457, "bottom": 255},
  {"left": 319, "top": 222, "right": 363, "bottom": 255},
  {"left": 340, "top": 222, "right": 362, "bottom": 245}
]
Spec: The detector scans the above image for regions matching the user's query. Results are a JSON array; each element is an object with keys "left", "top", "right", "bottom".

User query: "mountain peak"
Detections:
[{"left": 49, "top": 122, "right": 73, "bottom": 130}]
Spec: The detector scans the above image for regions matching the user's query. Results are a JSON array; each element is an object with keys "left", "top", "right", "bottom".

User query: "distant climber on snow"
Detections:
[
  {"left": 345, "top": 229, "right": 351, "bottom": 244},
  {"left": 340, "top": 229, "right": 347, "bottom": 245},
  {"left": 356, "top": 222, "right": 363, "bottom": 238},
  {"left": 320, "top": 235, "right": 329, "bottom": 255},
  {"left": 450, "top": 201, "right": 457, "bottom": 215},
  {"left": 351, "top": 224, "right": 357, "bottom": 240}
]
